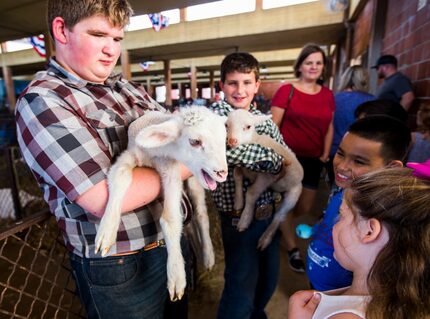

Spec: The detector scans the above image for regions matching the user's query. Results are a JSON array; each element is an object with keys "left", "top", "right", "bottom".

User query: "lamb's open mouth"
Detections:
[{"left": 202, "top": 170, "right": 217, "bottom": 190}]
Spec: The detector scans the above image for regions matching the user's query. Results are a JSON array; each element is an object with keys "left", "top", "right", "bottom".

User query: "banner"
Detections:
[
  {"left": 30, "top": 35, "right": 46, "bottom": 58},
  {"left": 148, "top": 13, "right": 169, "bottom": 32}
]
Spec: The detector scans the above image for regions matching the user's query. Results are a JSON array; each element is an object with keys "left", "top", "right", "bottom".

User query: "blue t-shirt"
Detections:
[
  {"left": 407, "top": 132, "right": 430, "bottom": 163},
  {"left": 330, "top": 91, "right": 375, "bottom": 157},
  {"left": 306, "top": 189, "right": 353, "bottom": 291}
]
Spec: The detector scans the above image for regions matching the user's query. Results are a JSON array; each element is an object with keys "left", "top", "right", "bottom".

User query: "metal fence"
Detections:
[
  {"left": 0, "top": 210, "right": 85, "bottom": 318},
  {"left": 0, "top": 140, "right": 85, "bottom": 318}
]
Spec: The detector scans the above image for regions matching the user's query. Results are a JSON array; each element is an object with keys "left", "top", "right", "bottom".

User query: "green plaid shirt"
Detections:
[{"left": 209, "top": 101, "right": 285, "bottom": 212}]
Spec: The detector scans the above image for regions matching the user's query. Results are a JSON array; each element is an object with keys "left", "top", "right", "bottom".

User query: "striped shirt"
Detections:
[
  {"left": 209, "top": 101, "right": 285, "bottom": 213},
  {"left": 15, "top": 58, "right": 190, "bottom": 258}
]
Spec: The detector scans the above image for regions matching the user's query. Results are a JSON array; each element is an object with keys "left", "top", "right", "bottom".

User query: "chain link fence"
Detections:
[
  {"left": 0, "top": 139, "right": 85, "bottom": 318},
  {"left": 0, "top": 211, "right": 85, "bottom": 318}
]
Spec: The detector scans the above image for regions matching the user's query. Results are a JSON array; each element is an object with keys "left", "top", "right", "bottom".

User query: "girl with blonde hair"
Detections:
[{"left": 289, "top": 167, "right": 430, "bottom": 319}]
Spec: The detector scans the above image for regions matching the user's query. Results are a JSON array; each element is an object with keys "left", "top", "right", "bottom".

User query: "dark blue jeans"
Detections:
[
  {"left": 217, "top": 214, "right": 281, "bottom": 319},
  {"left": 69, "top": 246, "right": 168, "bottom": 319}
]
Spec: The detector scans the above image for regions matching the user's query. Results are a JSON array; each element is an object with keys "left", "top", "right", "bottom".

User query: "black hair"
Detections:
[
  {"left": 348, "top": 115, "right": 411, "bottom": 163},
  {"left": 354, "top": 99, "right": 407, "bottom": 123}
]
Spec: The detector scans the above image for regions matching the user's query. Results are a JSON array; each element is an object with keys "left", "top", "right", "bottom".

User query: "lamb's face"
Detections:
[
  {"left": 177, "top": 107, "right": 228, "bottom": 190},
  {"left": 226, "top": 109, "right": 271, "bottom": 148}
]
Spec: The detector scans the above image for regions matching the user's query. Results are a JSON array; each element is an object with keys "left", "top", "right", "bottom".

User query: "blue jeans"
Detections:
[
  {"left": 69, "top": 246, "right": 168, "bottom": 319},
  {"left": 217, "top": 214, "right": 281, "bottom": 319}
]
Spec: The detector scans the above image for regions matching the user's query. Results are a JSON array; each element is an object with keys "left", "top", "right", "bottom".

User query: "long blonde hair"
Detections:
[
  {"left": 337, "top": 65, "right": 369, "bottom": 92},
  {"left": 348, "top": 168, "right": 430, "bottom": 319}
]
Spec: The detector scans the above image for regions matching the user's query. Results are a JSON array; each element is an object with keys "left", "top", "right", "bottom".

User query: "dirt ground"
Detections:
[{"left": 188, "top": 177, "right": 330, "bottom": 319}]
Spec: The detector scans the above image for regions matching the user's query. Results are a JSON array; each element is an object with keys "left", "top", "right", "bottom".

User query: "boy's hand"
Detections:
[{"left": 288, "top": 290, "right": 321, "bottom": 319}]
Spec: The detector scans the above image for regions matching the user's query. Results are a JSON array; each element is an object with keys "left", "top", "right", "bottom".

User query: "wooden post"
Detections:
[
  {"left": 120, "top": 49, "right": 131, "bottom": 81},
  {"left": 1, "top": 43, "right": 16, "bottom": 112},
  {"left": 146, "top": 78, "right": 154, "bottom": 98},
  {"left": 209, "top": 70, "right": 215, "bottom": 101},
  {"left": 368, "top": 0, "right": 388, "bottom": 95},
  {"left": 164, "top": 60, "right": 172, "bottom": 107},
  {"left": 190, "top": 64, "right": 197, "bottom": 100}
]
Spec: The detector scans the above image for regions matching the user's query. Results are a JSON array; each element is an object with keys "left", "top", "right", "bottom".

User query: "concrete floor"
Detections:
[{"left": 189, "top": 177, "right": 331, "bottom": 319}]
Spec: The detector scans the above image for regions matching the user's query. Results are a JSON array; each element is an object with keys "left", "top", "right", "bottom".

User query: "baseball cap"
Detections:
[{"left": 371, "top": 55, "right": 397, "bottom": 68}]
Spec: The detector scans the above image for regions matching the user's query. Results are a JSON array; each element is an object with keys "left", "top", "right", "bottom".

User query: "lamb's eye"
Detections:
[
  {"left": 189, "top": 138, "right": 202, "bottom": 147},
  {"left": 244, "top": 125, "right": 251, "bottom": 131}
]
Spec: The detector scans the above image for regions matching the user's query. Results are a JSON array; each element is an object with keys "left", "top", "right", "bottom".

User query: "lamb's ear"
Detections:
[
  {"left": 135, "top": 119, "right": 181, "bottom": 148},
  {"left": 253, "top": 114, "right": 272, "bottom": 125}
]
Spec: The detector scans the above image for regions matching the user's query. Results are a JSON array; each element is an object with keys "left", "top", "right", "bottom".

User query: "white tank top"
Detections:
[{"left": 311, "top": 288, "right": 369, "bottom": 319}]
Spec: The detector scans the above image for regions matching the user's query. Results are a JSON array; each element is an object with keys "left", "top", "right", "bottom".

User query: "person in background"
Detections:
[
  {"left": 209, "top": 52, "right": 285, "bottom": 319},
  {"left": 407, "top": 103, "right": 430, "bottom": 163},
  {"left": 271, "top": 43, "right": 335, "bottom": 273},
  {"left": 306, "top": 115, "right": 411, "bottom": 292},
  {"left": 373, "top": 54, "right": 414, "bottom": 111},
  {"left": 354, "top": 98, "right": 408, "bottom": 123},
  {"left": 14, "top": 1, "right": 193, "bottom": 318},
  {"left": 289, "top": 167, "right": 430, "bottom": 319},
  {"left": 326, "top": 65, "right": 374, "bottom": 187}
]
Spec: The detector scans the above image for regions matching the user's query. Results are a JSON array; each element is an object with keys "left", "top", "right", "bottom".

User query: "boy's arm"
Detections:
[
  {"left": 76, "top": 164, "right": 192, "bottom": 217},
  {"left": 16, "top": 91, "right": 193, "bottom": 218}
]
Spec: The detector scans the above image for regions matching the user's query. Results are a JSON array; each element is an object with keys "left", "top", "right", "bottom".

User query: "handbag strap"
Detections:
[
  {"left": 279, "top": 84, "right": 294, "bottom": 130},
  {"left": 287, "top": 84, "right": 294, "bottom": 109}
]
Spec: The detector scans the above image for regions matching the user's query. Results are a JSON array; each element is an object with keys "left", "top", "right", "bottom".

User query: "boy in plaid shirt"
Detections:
[
  {"left": 15, "top": 1, "right": 192, "bottom": 318},
  {"left": 209, "top": 52, "right": 285, "bottom": 319}
]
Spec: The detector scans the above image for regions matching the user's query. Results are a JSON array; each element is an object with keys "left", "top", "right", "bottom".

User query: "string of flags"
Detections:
[
  {"left": 30, "top": 35, "right": 46, "bottom": 58},
  {"left": 148, "top": 13, "right": 169, "bottom": 32},
  {"left": 139, "top": 61, "right": 155, "bottom": 71}
]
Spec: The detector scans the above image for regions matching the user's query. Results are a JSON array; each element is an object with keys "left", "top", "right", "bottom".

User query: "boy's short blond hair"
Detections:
[{"left": 47, "top": 0, "right": 133, "bottom": 38}]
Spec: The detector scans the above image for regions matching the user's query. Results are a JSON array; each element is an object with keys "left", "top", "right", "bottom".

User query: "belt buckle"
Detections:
[{"left": 255, "top": 204, "right": 272, "bottom": 220}]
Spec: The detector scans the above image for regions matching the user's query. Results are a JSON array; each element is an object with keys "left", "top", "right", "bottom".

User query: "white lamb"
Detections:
[
  {"left": 226, "top": 109, "right": 303, "bottom": 250},
  {"left": 95, "top": 105, "right": 228, "bottom": 301}
]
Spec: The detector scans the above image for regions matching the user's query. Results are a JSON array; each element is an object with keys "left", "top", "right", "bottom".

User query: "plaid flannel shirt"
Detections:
[
  {"left": 209, "top": 101, "right": 285, "bottom": 213},
  {"left": 15, "top": 58, "right": 192, "bottom": 258}
]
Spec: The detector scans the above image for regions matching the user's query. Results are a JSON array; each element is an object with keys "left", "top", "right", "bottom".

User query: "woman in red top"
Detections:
[{"left": 271, "top": 44, "right": 334, "bottom": 273}]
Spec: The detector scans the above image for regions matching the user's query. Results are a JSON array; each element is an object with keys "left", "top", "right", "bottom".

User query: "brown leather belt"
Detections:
[
  {"left": 112, "top": 239, "right": 166, "bottom": 256},
  {"left": 222, "top": 202, "right": 275, "bottom": 221}
]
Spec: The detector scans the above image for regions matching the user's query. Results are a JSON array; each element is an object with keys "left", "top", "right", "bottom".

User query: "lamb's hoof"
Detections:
[
  {"left": 169, "top": 291, "right": 184, "bottom": 302},
  {"left": 257, "top": 228, "right": 275, "bottom": 251},
  {"left": 257, "top": 236, "right": 271, "bottom": 251},
  {"left": 236, "top": 215, "right": 252, "bottom": 232},
  {"left": 168, "top": 281, "right": 185, "bottom": 302},
  {"left": 94, "top": 218, "right": 119, "bottom": 256},
  {"left": 167, "top": 263, "right": 187, "bottom": 302},
  {"left": 94, "top": 233, "right": 115, "bottom": 257}
]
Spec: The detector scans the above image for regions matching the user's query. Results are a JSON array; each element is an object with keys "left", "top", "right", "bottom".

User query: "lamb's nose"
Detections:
[
  {"left": 216, "top": 170, "right": 228, "bottom": 181},
  {"left": 228, "top": 138, "right": 237, "bottom": 147}
]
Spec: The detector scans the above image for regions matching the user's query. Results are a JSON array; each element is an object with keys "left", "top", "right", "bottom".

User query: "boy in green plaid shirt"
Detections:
[{"left": 209, "top": 52, "right": 285, "bottom": 319}]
